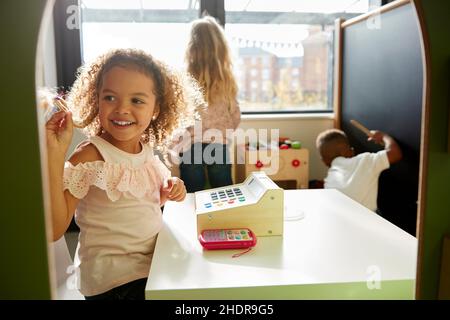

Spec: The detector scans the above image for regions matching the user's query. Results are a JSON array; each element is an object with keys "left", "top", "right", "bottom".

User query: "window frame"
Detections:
[
  {"left": 54, "top": 0, "right": 384, "bottom": 115},
  {"left": 53, "top": 0, "right": 82, "bottom": 92}
]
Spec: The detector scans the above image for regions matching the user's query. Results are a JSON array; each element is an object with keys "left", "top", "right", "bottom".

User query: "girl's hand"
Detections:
[
  {"left": 163, "top": 177, "right": 187, "bottom": 202},
  {"left": 46, "top": 111, "right": 73, "bottom": 156}
]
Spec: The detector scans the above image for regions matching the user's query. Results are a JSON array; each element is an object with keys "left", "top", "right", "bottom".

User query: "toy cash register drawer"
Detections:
[{"left": 195, "top": 172, "right": 283, "bottom": 237}]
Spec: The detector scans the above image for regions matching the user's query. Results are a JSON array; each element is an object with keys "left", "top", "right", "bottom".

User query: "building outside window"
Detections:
[{"left": 225, "top": 0, "right": 378, "bottom": 112}]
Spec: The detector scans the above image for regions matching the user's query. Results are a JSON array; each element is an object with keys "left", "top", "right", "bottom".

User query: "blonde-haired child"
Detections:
[
  {"left": 46, "top": 48, "right": 204, "bottom": 300},
  {"left": 179, "top": 15, "right": 241, "bottom": 192}
]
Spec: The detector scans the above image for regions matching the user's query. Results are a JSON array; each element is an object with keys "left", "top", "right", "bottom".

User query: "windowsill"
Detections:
[{"left": 241, "top": 112, "right": 335, "bottom": 121}]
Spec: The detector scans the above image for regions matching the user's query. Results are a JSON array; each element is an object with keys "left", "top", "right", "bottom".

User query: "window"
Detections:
[
  {"left": 250, "top": 56, "right": 259, "bottom": 66},
  {"left": 79, "top": 0, "right": 199, "bottom": 68},
  {"left": 225, "top": 0, "right": 379, "bottom": 112},
  {"left": 75, "top": 0, "right": 380, "bottom": 113}
]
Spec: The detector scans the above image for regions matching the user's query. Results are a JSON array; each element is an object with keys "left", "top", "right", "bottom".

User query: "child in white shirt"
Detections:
[{"left": 316, "top": 129, "right": 402, "bottom": 211}]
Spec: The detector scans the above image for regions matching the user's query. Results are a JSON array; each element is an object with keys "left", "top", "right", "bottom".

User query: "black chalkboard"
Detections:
[{"left": 340, "top": 3, "right": 423, "bottom": 236}]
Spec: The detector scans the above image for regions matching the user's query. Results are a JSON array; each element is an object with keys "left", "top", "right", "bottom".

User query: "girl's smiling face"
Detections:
[{"left": 98, "top": 66, "right": 158, "bottom": 152}]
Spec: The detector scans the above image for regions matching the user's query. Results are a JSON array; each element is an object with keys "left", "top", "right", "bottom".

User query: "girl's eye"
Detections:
[
  {"left": 103, "top": 95, "right": 115, "bottom": 102},
  {"left": 132, "top": 98, "right": 145, "bottom": 104}
]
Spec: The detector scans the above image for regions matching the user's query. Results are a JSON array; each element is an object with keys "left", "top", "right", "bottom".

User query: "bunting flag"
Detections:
[{"left": 231, "top": 36, "right": 303, "bottom": 50}]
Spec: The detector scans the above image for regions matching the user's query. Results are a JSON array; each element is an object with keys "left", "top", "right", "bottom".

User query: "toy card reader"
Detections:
[
  {"left": 195, "top": 172, "right": 283, "bottom": 237},
  {"left": 199, "top": 228, "right": 257, "bottom": 250}
]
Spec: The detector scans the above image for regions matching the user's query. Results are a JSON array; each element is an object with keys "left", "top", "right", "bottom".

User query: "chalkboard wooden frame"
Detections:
[
  {"left": 334, "top": 1, "right": 436, "bottom": 298},
  {"left": 334, "top": 0, "right": 424, "bottom": 236}
]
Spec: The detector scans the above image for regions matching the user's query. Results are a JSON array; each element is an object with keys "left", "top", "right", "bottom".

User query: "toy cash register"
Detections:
[{"left": 195, "top": 172, "right": 283, "bottom": 237}]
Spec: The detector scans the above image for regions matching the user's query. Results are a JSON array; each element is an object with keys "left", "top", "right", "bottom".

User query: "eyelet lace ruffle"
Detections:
[{"left": 63, "top": 156, "right": 171, "bottom": 202}]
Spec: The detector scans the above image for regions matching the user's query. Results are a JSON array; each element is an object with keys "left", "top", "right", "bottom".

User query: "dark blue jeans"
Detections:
[
  {"left": 84, "top": 278, "right": 147, "bottom": 300},
  {"left": 179, "top": 143, "right": 233, "bottom": 193}
]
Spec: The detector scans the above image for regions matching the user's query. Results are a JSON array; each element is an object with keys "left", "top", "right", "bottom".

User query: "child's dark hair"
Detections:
[
  {"left": 67, "top": 48, "right": 205, "bottom": 155},
  {"left": 316, "top": 129, "right": 353, "bottom": 166},
  {"left": 316, "top": 129, "right": 350, "bottom": 150}
]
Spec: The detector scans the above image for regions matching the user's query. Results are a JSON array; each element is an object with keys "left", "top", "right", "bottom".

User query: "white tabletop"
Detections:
[{"left": 146, "top": 189, "right": 417, "bottom": 299}]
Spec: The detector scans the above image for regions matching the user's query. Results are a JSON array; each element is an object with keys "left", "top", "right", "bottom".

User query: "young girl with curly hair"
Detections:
[
  {"left": 178, "top": 16, "right": 241, "bottom": 192},
  {"left": 46, "top": 48, "right": 204, "bottom": 300}
]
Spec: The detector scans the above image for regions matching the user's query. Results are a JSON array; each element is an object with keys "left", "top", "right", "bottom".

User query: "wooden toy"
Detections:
[
  {"left": 350, "top": 119, "right": 371, "bottom": 136},
  {"left": 235, "top": 144, "right": 309, "bottom": 189},
  {"left": 195, "top": 172, "right": 284, "bottom": 237},
  {"left": 350, "top": 119, "right": 384, "bottom": 146}
]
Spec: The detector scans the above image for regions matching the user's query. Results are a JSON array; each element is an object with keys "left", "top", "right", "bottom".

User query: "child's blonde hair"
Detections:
[
  {"left": 185, "top": 16, "right": 238, "bottom": 107},
  {"left": 67, "top": 48, "right": 205, "bottom": 156}
]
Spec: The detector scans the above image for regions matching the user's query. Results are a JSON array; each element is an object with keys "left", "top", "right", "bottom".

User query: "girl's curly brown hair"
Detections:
[{"left": 67, "top": 48, "right": 205, "bottom": 159}]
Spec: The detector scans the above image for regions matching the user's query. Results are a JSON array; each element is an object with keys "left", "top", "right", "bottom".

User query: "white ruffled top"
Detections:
[
  {"left": 63, "top": 153, "right": 170, "bottom": 202},
  {"left": 63, "top": 136, "right": 171, "bottom": 297}
]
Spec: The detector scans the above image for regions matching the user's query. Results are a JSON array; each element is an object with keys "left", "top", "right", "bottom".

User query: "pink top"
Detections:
[
  {"left": 198, "top": 98, "right": 241, "bottom": 144},
  {"left": 63, "top": 136, "right": 171, "bottom": 296},
  {"left": 171, "top": 98, "right": 241, "bottom": 154}
]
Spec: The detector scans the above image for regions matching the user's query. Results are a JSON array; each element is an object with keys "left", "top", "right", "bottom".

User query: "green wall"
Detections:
[
  {"left": 417, "top": 0, "right": 450, "bottom": 299},
  {"left": 0, "top": 0, "right": 51, "bottom": 299}
]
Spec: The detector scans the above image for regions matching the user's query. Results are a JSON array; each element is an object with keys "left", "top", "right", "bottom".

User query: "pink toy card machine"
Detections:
[{"left": 198, "top": 228, "right": 257, "bottom": 250}]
